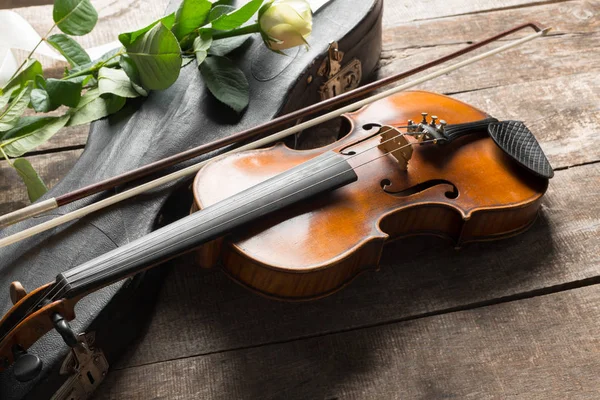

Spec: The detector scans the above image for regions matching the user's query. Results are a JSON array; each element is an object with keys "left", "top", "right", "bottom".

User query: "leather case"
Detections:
[{"left": 0, "top": 0, "right": 383, "bottom": 398}]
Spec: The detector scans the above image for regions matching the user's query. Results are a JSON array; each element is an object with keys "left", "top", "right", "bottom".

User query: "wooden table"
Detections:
[{"left": 1, "top": 0, "right": 599, "bottom": 398}]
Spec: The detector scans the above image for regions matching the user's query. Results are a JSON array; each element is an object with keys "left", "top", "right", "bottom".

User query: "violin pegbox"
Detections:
[
  {"left": 378, "top": 125, "right": 413, "bottom": 170},
  {"left": 406, "top": 112, "right": 448, "bottom": 144}
]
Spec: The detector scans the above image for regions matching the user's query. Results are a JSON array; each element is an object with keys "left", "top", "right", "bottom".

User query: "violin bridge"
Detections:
[{"left": 378, "top": 125, "right": 413, "bottom": 170}]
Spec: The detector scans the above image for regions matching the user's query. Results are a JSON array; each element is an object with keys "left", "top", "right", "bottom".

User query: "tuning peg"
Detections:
[
  {"left": 52, "top": 313, "right": 78, "bottom": 347},
  {"left": 9, "top": 282, "right": 27, "bottom": 305},
  {"left": 430, "top": 115, "right": 438, "bottom": 126},
  {"left": 421, "top": 112, "right": 428, "bottom": 124},
  {"left": 439, "top": 120, "right": 447, "bottom": 132},
  {"left": 12, "top": 345, "right": 42, "bottom": 382}
]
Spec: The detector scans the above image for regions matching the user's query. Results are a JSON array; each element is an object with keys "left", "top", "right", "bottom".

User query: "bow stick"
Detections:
[{"left": 0, "top": 24, "right": 550, "bottom": 248}]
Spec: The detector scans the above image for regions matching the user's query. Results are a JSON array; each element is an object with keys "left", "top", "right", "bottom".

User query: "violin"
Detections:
[
  {"left": 0, "top": 89, "right": 552, "bottom": 376},
  {"left": 191, "top": 90, "right": 551, "bottom": 299}
]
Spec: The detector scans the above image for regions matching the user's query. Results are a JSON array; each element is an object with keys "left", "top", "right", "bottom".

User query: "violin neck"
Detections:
[{"left": 55, "top": 151, "right": 357, "bottom": 298}]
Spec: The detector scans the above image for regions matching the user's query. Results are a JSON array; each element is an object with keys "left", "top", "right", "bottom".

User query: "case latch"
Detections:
[
  {"left": 51, "top": 332, "right": 109, "bottom": 400},
  {"left": 317, "top": 41, "right": 362, "bottom": 100}
]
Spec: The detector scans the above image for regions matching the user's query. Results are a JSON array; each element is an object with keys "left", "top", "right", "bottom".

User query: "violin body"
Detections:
[{"left": 193, "top": 91, "right": 548, "bottom": 300}]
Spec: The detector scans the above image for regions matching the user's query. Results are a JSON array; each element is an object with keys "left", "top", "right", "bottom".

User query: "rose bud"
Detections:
[{"left": 258, "top": 0, "right": 312, "bottom": 51}]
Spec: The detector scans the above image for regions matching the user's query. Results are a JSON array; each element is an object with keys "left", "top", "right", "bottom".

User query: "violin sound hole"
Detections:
[
  {"left": 381, "top": 179, "right": 459, "bottom": 199},
  {"left": 363, "top": 123, "right": 381, "bottom": 131},
  {"left": 340, "top": 123, "right": 383, "bottom": 155}
]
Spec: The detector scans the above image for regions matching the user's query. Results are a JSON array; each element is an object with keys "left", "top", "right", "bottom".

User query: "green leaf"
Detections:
[
  {"left": 13, "top": 158, "right": 48, "bottom": 202},
  {"left": 208, "top": 5, "right": 235, "bottom": 21},
  {"left": 172, "top": 0, "right": 212, "bottom": 41},
  {"left": 209, "top": 35, "right": 249, "bottom": 56},
  {"left": 119, "top": 54, "right": 141, "bottom": 84},
  {"left": 118, "top": 56, "right": 148, "bottom": 96},
  {"left": 46, "top": 33, "right": 91, "bottom": 67},
  {"left": 2, "top": 59, "right": 43, "bottom": 93},
  {"left": 193, "top": 31, "right": 212, "bottom": 66},
  {"left": 0, "top": 86, "right": 18, "bottom": 110},
  {"left": 0, "top": 82, "right": 33, "bottom": 132},
  {"left": 34, "top": 74, "right": 46, "bottom": 89},
  {"left": 45, "top": 78, "right": 83, "bottom": 108},
  {"left": 98, "top": 67, "right": 141, "bottom": 98},
  {"left": 30, "top": 88, "right": 52, "bottom": 112},
  {"left": 53, "top": 0, "right": 98, "bottom": 36},
  {"left": 123, "top": 22, "right": 182, "bottom": 91},
  {"left": 118, "top": 13, "right": 176, "bottom": 47},
  {"left": 199, "top": 55, "right": 248, "bottom": 112},
  {"left": 1, "top": 115, "right": 70, "bottom": 157},
  {"left": 211, "top": 0, "right": 263, "bottom": 30},
  {"left": 66, "top": 88, "right": 126, "bottom": 127}
]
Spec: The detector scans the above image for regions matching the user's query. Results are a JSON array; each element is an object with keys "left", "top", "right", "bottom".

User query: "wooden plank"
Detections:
[
  {"left": 379, "top": 15, "right": 600, "bottom": 95},
  {"left": 382, "top": 0, "right": 600, "bottom": 49},
  {"left": 109, "top": 161, "right": 600, "bottom": 369},
  {"left": 0, "top": 150, "right": 82, "bottom": 215},
  {"left": 96, "top": 283, "right": 600, "bottom": 399},
  {"left": 381, "top": 0, "right": 575, "bottom": 27}
]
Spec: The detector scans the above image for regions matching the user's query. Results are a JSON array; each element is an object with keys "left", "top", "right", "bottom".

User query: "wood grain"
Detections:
[
  {"left": 380, "top": 0, "right": 578, "bottom": 27},
  {"left": 382, "top": 0, "right": 599, "bottom": 49},
  {"left": 95, "top": 284, "right": 600, "bottom": 399}
]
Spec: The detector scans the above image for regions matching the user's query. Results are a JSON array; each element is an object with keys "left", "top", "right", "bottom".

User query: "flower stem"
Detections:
[
  {"left": 64, "top": 53, "right": 123, "bottom": 79},
  {"left": 0, "top": 147, "right": 13, "bottom": 167},
  {"left": 7, "top": 23, "right": 56, "bottom": 84},
  {"left": 212, "top": 23, "right": 261, "bottom": 40}
]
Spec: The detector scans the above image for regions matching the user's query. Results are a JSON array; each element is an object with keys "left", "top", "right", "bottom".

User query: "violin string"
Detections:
[
  {"left": 48, "top": 126, "right": 414, "bottom": 304},
  {"left": 60, "top": 125, "right": 411, "bottom": 288},
  {"left": 2, "top": 125, "right": 420, "bottom": 343},
  {"left": 55, "top": 135, "right": 434, "bottom": 305}
]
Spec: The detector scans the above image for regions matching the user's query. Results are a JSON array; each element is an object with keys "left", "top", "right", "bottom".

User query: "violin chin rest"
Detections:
[{"left": 488, "top": 120, "right": 554, "bottom": 179}]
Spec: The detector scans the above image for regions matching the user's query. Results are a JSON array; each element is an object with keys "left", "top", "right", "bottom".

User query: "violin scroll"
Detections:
[{"left": 0, "top": 282, "right": 80, "bottom": 376}]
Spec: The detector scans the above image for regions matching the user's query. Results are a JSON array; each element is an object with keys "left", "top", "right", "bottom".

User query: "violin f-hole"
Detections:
[
  {"left": 339, "top": 123, "right": 382, "bottom": 155},
  {"left": 381, "top": 179, "right": 459, "bottom": 199}
]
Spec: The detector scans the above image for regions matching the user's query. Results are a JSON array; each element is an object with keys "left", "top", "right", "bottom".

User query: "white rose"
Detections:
[{"left": 258, "top": 0, "right": 312, "bottom": 51}]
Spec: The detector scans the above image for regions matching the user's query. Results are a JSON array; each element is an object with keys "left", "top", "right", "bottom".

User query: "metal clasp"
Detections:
[
  {"left": 317, "top": 42, "right": 362, "bottom": 100},
  {"left": 51, "top": 332, "right": 109, "bottom": 400}
]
